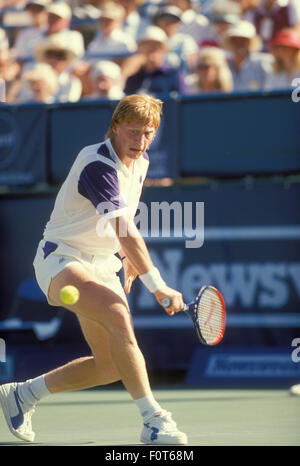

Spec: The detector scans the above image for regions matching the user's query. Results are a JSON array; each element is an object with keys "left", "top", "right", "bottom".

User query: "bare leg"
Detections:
[{"left": 47, "top": 262, "right": 152, "bottom": 400}]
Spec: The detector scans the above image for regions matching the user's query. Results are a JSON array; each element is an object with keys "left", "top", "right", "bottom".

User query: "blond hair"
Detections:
[
  {"left": 105, "top": 94, "right": 163, "bottom": 139},
  {"left": 197, "top": 48, "right": 233, "bottom": 92}
]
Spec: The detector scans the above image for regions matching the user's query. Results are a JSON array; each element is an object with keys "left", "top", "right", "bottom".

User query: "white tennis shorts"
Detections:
[{"left": 33, "top": 238, "right": 125, "bottom": 305}]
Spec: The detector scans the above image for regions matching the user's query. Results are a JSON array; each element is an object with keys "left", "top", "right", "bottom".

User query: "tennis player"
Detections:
[{"left": 0, "top": 94, "right": 188, "bottom": 445}]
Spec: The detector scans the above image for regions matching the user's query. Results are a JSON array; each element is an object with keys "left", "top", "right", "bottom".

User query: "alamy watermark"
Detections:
[
  {"left": 291, "top": 78, "right": 300, "bottom": 103},
  {"left": 0, "top": 338, "right": 5, "bottom": 362},
  {"left": 291, "top": 338, "right": 300, "bottom": 363},
  {"left": 96, "top": 201, "right": 204, "bottom": 249}
]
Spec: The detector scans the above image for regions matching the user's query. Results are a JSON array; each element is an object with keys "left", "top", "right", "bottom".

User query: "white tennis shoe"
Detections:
[
  {"left": 0, "top": 383, "right": 35, "bottom": 442},
  {"left": 141, "top": 410, "right": 188, "bottom": 445},
  {"left": 289, "top": 383, "right": 300, "bottom": 396}
]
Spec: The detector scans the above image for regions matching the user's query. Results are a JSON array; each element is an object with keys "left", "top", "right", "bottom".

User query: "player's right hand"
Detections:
[
  {"left": 123, "top": 257, "right": 138, "bottom": 294},
  {"left": 154, "top": 287, "right": 184, "bottom": 316}
]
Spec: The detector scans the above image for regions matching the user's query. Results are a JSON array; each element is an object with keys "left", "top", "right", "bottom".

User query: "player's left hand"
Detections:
[{"left": 123, "top": 257, "right": 138, "bottom": 293}]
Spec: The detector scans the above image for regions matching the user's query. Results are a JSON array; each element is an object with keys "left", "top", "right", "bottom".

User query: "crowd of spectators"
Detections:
[{"left": 0, "top": 0, "right": 299, "bottom": 103}]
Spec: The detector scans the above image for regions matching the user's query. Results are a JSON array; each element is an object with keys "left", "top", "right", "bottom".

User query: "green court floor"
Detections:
[{"left": 0, "top": 388, "right": 299, "bottom": 446}]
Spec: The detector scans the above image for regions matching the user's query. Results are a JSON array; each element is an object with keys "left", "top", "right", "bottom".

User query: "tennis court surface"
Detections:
[{"left": 0, "top": 387, "right": 299, "bottom": 447}]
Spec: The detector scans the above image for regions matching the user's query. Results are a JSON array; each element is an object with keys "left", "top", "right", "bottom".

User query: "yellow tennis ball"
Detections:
[{"left": 60, "top": 285, "right": 79, "bottom": 305}]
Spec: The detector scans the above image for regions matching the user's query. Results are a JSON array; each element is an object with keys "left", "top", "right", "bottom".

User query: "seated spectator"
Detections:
[
  {"left": 34, "top": 34, "right": 82, "bottom": 101},
  {"left": 13, "top": 1, "right": 85, "bottom": 62},
  {"left": 153, "top": 5, "right": 199, "bottom": 72},
  {"left": 186, "top": 47, "right": 233, "bottom": 93},
  {"left": 10, "top": 63, "right": 58, "bottom": 103},
  {"left": 166, "top": 0, "right": 209, "bottom": 45},
  {"left": 199, "top": 0, "right": 241, "bottom": 48},
  {"left": 46, "top": 2, "right": 85, "bottom": 56},
  {"left": 124, "top": 25, "right": 187, "bottom": 95},
  {"left": 245, "top": 0, "right": 300, "bottom": 50},
  {"left": 264, "top": 28, "right": 300, "bottom": 89},
  {"left": 13, "top": 0, "right": 50, "bottom": 62},
  {"left": 224, "top": 20, "right": 272, "bottom": 90},
  {"left": 0, "top": 48, "right": 21, "bottom": 99},
  {"left": 85, "top": 2, "right": 137, "bottom": 60},
  {"left": 85, "top": 60, "right": 125, "bottom": 99},
  {"left": 117, "top": 0, "right": 151, "bottom": 41}
]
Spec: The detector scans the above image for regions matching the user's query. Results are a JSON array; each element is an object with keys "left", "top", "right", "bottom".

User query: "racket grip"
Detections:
[
  {"left": 161, "top": 298, "right": 188, "bottom": 312},
  {"left": 161, "top": 298, "right": 171, "bottom": 307}
]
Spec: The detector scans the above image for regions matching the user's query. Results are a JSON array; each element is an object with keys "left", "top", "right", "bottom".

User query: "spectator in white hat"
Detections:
[
  {"left": 124, "top": 25, "right": 187, "bottom": 95},
  {"left": 45, "top": 2, "right": 84, "bottom": 57},
  {"left": 154, "top": 5, "right": 199, "bottom": 73},
  {"left": 224, "top": 20, "right": 273, "bottom": 90},
  {"left": 13, "top": 63, "right": 58, "bottom": 103},
  {"left": 13, "top": 0, "right": 50, "bottom": 62},
  {"left": 86, "top": 60, "right": 125, "bottom": 99},
  {"left": 34, "top": 34, "right": 82, "bottom": 102},
  {"left": 85, "top": 2, "right": 137, "bottom": 61},
  {"left": 13, "top": 1, "right": 85, "bottom": 63}
]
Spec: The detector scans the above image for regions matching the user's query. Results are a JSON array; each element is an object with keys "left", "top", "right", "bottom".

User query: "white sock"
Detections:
[
  {"left": 18, "top": 375, "right": 50, "bottom": 408},
  {"left": 134, "top": 393, "right": 162, "bottom": 420}
]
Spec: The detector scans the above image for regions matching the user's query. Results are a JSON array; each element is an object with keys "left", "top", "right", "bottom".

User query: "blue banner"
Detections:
[
  {"left": 179, "top": 91, "right": 300, "bottom": 176},
  {"left": 0, "top": 104, "right": 47, "bottom": 185}
]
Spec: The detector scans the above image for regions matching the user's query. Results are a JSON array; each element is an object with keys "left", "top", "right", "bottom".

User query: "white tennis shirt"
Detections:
[{"left": 43, "top": 138, "right": 149, "bottom": 256}]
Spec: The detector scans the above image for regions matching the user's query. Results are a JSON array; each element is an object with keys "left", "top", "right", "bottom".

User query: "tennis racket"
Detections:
[{"left": 161, "top": 285, "right": 226, "bottom": 346}]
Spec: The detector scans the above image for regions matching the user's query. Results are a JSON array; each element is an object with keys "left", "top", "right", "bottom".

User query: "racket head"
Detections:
[{"left": 185, "top": 285, "right": 226, "bottom": 346}]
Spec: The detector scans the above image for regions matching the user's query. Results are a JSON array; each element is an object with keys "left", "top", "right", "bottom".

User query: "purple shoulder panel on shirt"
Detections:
[
  {"left": 78, "top": 160, "right": 127, "bottom": 212},
  {"left": 143, "top": 152, "right": 149, "bottom": 161},
  {"left": 42, "top": 241, "right": 58, "bottom": 259},
  {"left": 97, "top": 143, "right": 115, "bottom": 163}
]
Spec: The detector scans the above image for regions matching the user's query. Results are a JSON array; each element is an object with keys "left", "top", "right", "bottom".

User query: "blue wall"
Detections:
[{"left": 0, "top": 90, "right": 299, "bottom": 187}]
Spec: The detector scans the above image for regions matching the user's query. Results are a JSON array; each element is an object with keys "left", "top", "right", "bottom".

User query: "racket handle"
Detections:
[{"left": 161, "top": 298, "right": 188, "bottom": 312}]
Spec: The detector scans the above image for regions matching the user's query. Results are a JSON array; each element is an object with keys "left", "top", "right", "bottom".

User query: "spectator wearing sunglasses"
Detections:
[
  {"left": 34, "top": 35, "right": 82, "bottom": 102},
  {"left": 186, "top": 47, "right": 233, "bottom": 93}
]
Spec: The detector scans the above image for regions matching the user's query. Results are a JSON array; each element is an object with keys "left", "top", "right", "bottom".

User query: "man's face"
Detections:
[
  {"left": 47, "top": 13, "right": 69, "bottom": 33},
  {"left": 99, "top": 17, "right": 121, "bottom": 36},
  {"left": 111, "top": 120, "right": 156, "bottom": 165},
  {"left": 94, "top": 74, "right": 115, "bottom": 95},
  {"left": 229, "top": 36, "right": 250, "bottom": 57},
  {"left": 138, "top": 40, "right": 166, "bottom": 69}
]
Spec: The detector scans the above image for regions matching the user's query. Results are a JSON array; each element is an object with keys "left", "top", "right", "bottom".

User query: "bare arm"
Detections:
[{"left": 111, "top": 216, "right": 183, "bottom": 315}]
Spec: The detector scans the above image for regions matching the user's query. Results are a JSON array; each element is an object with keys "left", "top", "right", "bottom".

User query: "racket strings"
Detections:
[{"left": 196, "top": 289, "right": 225, "bottom": 344}]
